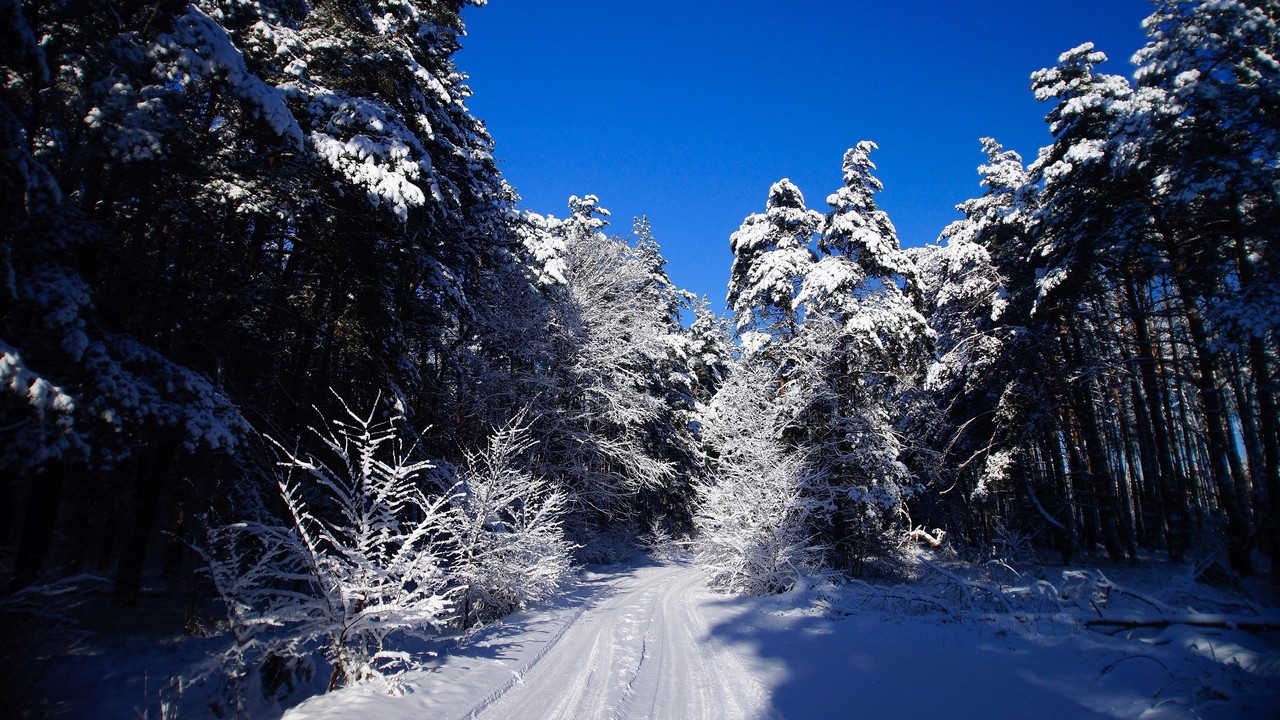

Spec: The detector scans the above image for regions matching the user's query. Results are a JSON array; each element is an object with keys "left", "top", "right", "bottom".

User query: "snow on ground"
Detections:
[
  {"left": 21, "top": 556, "right": 1280, "bottom": 719},
  {"left": 285, "top": 562, "right": 772, "bottom": 720},
  {"left": 283, "top": 558, "right": 1280, "bottom": 720}
]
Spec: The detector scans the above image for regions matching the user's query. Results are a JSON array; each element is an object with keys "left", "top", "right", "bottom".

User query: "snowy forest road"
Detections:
[
  {"left": 285, "top": 558, "right": 1280, "bottom": 720},
  {"left": 466, "top": 562, "right": 776, "bottom": 720}
]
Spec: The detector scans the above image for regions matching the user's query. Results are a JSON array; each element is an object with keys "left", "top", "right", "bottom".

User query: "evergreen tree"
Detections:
[
  {"left": 726, "top": 179, "right": 820, "bottom": 349},
  {"left": 1130, "top": 0, "right": 1279, "bottom": 577},
  {"left": 712, "top": 147, "right": 932, "bottom": 577},
  {"left": 0, "top": 0, "right": 524, "bottom": 604}
]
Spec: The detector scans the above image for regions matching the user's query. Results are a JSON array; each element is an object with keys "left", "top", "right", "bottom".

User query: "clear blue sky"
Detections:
[{"left": 457, "top": 1, "right": 1153, "bottom": 312}]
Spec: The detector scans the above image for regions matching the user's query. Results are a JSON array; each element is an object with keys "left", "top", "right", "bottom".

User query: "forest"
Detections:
[{"left": 1, "top": 0, "right": 1276, "bottom": 717}]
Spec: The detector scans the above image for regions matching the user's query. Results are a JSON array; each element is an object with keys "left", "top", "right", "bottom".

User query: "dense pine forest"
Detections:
[{"left": 1, "top": 0, "right": 1277, "bottom": 716}]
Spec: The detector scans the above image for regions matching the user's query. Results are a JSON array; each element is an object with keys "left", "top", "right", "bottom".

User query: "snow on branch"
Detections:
[
  {"left": 204, "top": 391, "right": 455, "bottom": 702},
  {"left": 159, "top": 5, "right": 305, "bottom": 148},
  {"left": 453, "top": 412, "right": 574, "bottom": 628},
  {"left": 201, "top": 394, "right": 577, "bottom": 709},
  {"left": 0, "top": 340, "right": 75, "bottom": 419}
]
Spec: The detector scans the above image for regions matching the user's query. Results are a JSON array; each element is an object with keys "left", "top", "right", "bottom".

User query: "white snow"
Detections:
[
  {"left": 29, "top": 556, "right": 1280, "bottom": 719},
  {"left": 161, "top": 5, "right": 305, "bottom": 147},
  {"left": 274, "top": 559, "right": 1280, "bottom": 720},
  {"left": 0, "top": 340, "right": 75, "bottom": 418}
]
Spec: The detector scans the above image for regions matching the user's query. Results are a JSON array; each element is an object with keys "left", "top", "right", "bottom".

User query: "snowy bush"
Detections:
[
  {"left": 696, "top": 449, "right": 825, "bottom": 595},
  {"left": 694, "top": 358, "right": 826, "bottom": 595},
  {"left": 201, "top": 397, "right": 583, "bottom": 712},
  {"left": 452, "top": 415, "right": 574, "bottom": 628},
  {"left": 641, "top": 518, "right": 686, "bottom": 562},
  {"left": 205, "top": 394, "right": 456, "bottom": 706}
]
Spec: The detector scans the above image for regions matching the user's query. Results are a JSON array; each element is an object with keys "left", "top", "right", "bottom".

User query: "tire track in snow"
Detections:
[
  {"left": 470, "top": 562, "right": 775, "bottom": 720},
  {"left": 629, "top": 565, "right": 774, "bottom": 720},
  {"left": 454, "top": 584, "right": 598, "bottom": 720}
]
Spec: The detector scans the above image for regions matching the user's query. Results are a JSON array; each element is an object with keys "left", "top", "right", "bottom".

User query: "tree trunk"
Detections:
[
  {"left": 1233, "top": 229, "right": 1280, "bottom": 583},
  {"left": 1173, "top": 277, "right": 1253, "bottom": 574},
  {"left": 1123, "top": 274, "right": 1191, "bottom": 560},
  {"left": 1060, "top": 322, "right": 1127, "bottom": 561},
  {"left": 1251, "top": 339, "right": 1280, "bottom": 585},
  {"left": 10, "top": 462, "right": 65, "bottom": 591},
  {"left": 112, "top": 431, "right": 181, "bottom": 606},
  {"left": 1043, "top": 430, "right": 1076, "bottom": 564}
]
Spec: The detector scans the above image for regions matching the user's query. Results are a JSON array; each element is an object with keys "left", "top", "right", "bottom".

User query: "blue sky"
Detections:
[{"left": 457, "top": 1, "right": 1153, "bottom": 311}]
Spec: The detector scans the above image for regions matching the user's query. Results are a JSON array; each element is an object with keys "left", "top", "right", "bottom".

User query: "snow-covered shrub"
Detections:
[
  {"left": 452, "top": 416, "right": 574, "bottom": 628},
  {"left": 695, "top": 358, "right": 826, "bottom": 595},
  {"left": 989, "top": 521, "right": 1038, "bottom": 565},
  {"left": 696, "top": 450, "right": 824, "bottom": 595},
  {"left": 641, "top": 518, "right": 685, "bottom": 562},
  {"left": 205, "top": 394, "right": 455, "bottom": 703}
]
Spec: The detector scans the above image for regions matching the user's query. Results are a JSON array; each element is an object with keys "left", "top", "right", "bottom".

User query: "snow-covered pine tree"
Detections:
[
  {"left": 1, "top": 0, "right": 251, "bottom": 601},
  {"left": 1023, "top": 42, "right": 1148, "bottom": 563},
  {"left": 911, "top": 138, "right": 1078, "bottom": 559},
  {"left": 695, "top": 358, "right": 825, "bottom": 594},
  {"left": 709, "top": 148, "right": 931, "bottom": 579},
  {"left": 919, "top": 141, "right": 1028, "bottom": 495},
  {"left": 726, "top": 179, "right": 821, "bottom": 350},
  {"left": 1129, "top": 0, "right": 1280, "bottom": 578},
  {"left": 1, "top": 0, "right": 531, "bottom": 605},
  {"left": 629, "top": 216, "right": 705, "bottom": 536},
  {"left": 685, "top": 296, "right": 733, "bottom": 403},
  {"left": 550, "top": 196, "right": 674, "bottom": 536},
  {"left": 786, "top": 142, "right": 932, "bottom": 574}
]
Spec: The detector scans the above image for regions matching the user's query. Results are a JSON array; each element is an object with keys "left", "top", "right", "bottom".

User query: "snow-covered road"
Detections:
[
  {"left": 285, "top": 559, "right": 1280, "bottom": 720},
  {"left": 285, "top": 561, "right": 779, "bottom": 720},
  {"left": 471, "top": 562, "right": 772, "bottom": 720}
]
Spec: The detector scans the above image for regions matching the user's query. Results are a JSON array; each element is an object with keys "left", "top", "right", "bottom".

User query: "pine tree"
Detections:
[
  {"left": 1, "top": 0, "right": 251, "bottom": 598},
  {"left": 1130, "top": 0, "right": 1280, "bottom": 578},
  {"left": 0, "top": 0, "right": 526, "bottom": 605},
  {"left": 726, "top": 179, "right": 820, "bottom": 348},
  {"left": 712, "top": 148, "right": 932, "bottom": 577},
  {"left": 792, "top": 143, "right": 931, "bottom": 573}
]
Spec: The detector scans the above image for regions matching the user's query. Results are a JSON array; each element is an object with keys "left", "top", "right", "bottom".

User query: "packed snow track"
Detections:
[{"left": 467, "top": 562, "right": 773, "bottom": 720}]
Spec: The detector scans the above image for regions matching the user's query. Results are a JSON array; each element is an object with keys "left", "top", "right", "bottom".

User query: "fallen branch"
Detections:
[
  {"left": 845, "top": 579, "right": 958, "bottom": 617},
  {"left": 1093, "top": 571, "right": 1173, "bottom": 614},
  {"left": 919, "top": 556, "right": 1012, "bottom": 613},
  {"left": 907, "top": 526, "right": 947, "bottom": 548}
]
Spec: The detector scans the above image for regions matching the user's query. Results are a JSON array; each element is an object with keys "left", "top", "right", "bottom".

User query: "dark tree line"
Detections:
[
  {"left": 1, "top": 0, "right": 707, "bottom": 614},
  {"left": 912, "top": 0, "right": 1278, "bottom": 581}
]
